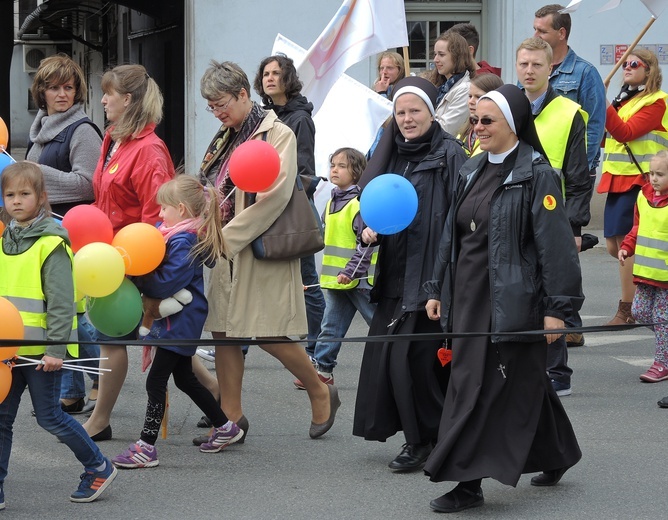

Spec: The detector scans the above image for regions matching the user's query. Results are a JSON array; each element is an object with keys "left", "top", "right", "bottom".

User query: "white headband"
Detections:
[
  {"left": 393, "top": 86, "right": 436, "bottom": 117},
  {"left": 478, "top": 91, "right": 516, "bottom": 134}
]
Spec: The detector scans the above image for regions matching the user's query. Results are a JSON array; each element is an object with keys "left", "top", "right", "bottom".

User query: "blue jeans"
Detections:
[
  {"left": 301, "top": 253, "right": 326, "bottom": 357},
  {"left": 313, "top": 288, "right": 376, "bottom": 373},
  {"left": 60, "top": 314, "right": 100, "bottom": 399},
  {"left": 0, "top": 364, "right": 105, "bottom": 486}
]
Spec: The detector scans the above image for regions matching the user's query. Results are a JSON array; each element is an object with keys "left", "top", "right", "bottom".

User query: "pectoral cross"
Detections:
[{"left": 497, "top": 363, "right": 507, "bottom": 379}]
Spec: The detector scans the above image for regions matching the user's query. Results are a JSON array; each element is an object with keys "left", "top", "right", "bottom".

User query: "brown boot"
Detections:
[{"left": 606, "top": 300, "right": 635, "bottom": 325}]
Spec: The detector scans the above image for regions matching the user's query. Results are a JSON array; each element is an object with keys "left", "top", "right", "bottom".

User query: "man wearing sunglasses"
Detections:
[
  {"left": 516, "top": 37, "right": 591, "bottom": 398},
  {"left": 534, "top": 3, "right": 605, "bottom": 350}
]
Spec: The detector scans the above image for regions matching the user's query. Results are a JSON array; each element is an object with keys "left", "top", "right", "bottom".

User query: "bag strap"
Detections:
[{"left": 622, "top": 142, "right": 645, "bottom": 175}]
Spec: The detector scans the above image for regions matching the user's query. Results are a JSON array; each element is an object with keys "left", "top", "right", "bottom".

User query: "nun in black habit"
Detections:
[
  {"left": 352, "top": 76, "right": 468, "bottom": 471},
  {"left": 423, "top": 84, "right": 583, "bottom": 513}
]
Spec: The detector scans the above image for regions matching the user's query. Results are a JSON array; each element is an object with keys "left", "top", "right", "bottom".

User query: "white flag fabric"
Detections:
[
  {"left": 559, "top": 0, "right": 585, "bottom": 13},
  {"left": 293, "top": 0, "right": 407, "bottom": 114},
  {"left": 597, "top": 0, "right": 667, "bottom": 16},
  {"left": 271, "top": 33, "right": 393, "bottom": 215}
]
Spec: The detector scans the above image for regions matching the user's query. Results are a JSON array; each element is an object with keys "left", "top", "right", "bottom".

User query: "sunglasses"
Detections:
[
  {"left": 622, "top": 60, "right": 648, "bottom": 70},
  {"left": 470, "top": 116, "right": 496, "bottom": 126}
]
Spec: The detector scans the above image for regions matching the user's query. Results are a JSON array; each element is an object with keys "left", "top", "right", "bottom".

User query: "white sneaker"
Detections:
[{"left": 196, "top": 348, "right": 215, "bottom": 362}]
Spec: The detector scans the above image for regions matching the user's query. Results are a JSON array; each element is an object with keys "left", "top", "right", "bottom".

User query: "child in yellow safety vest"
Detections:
[
  {"left": 294, "top": 148, "right": 377, "bottom": 389},
  {"left": 619, "top": 151, "right": 668, "bottom": 388},
  {"left": 0, "top": 162, "right": 116, "bottom": 509}
]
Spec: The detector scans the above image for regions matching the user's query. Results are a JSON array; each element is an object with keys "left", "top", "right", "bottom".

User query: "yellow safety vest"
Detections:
[
  {"left": 0, "top": 235, "right": 78, "bottom": 356},
  {"left": 535, "top": 96, "right": 588, "bottom": 171},
  {"left": 603, "top": 90, "right": 668, "bottom": 176},
  {"left": 457, "top": 132, "right": 483, "bottom": 158},
  {"left": 320, "top": 198, "right": 377, "bottom": 289},
  {"left": 634, "top": 192, "right": 668, "bottom": 282}
]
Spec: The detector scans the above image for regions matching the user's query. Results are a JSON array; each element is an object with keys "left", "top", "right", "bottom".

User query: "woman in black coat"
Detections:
[
  {"left": 423, "top": 84, "right": 583, "bottom": 513},
  {"left": 353, "top": 77, "right": 467, "bottom": 471}
]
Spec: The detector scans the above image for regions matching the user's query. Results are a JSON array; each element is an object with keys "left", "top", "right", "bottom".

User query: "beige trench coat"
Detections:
[{"left": 204, "top": 111, "right": 307, "bottom": 338}]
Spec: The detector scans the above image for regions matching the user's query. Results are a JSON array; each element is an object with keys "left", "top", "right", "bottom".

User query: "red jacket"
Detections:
[
  {"left": 93, "top": 123, "right": 175, "bottom": 232},
  {"left": 621, "top": 182, "right": 668, "bottom": 289}
]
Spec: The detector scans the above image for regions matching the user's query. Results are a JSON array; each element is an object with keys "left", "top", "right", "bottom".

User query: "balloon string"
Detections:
[{"left": 222, "top": 186, "right": 236, "bottom": 204}]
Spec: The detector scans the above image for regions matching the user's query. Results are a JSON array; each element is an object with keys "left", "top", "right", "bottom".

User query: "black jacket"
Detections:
[
  {"left": 370, "top": 128, "right": 467, "bottom": 311},
  {"left": 266, "top": 94, "right": 318, "bottom": 197},
  {"left": 425, "top": 141, "right": 584, "bottom": 342}
]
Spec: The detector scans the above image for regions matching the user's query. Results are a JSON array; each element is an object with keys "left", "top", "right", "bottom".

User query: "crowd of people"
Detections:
[{"left": 1, "top": 2, "right": 667, "bottom": 515}]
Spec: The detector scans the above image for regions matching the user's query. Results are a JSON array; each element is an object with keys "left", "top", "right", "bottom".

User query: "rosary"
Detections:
[{"left": 495, "top": 347, "right": 507, "bottom": 379}]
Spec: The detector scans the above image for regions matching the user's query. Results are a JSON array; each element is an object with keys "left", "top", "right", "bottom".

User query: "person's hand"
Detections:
[
  {"left": 337, "top": 274, "right": 352, "bottom": 285},
  {"left": 362, "top": 227, "right": 378, "bottom": 245},
  {"left": 618, "top": 248, "right": 628, "bottom": 266},
  {"left": 37, "top": 355, "right": 63, "bottom": 372},
  {"left": 544, "top": 316, "right": 564, "bottom": 345},
  {"left": 574, "top": 235, "right": 582, "bottom": 252},
  {"left": 426, "top": 299, "right": 441, "bottom": 321},
  {"left": 374, "top": 76, "right": 390, "bottom": 93}
]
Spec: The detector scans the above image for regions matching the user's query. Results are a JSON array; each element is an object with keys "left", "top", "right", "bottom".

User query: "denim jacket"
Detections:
[{"left": 550, "top": 47, "right": 606, "bottom": 170}]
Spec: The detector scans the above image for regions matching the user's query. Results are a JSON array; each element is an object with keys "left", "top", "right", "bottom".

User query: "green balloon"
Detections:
[{"left": 87, "top": 278, "right": 142, "bottom": 337}]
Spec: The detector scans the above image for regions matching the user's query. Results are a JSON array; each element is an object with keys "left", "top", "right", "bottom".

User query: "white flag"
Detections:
[
  {"left": 294, "top": 0, "right": 407, "bottom": 114},
  {"left": 271, "top": 34, "right": 393, "bottom": 215},
  {"left": 597, "top": 0, "right": 667, "bottom": 16},
  {"left": 559, "top": 0, "right": 585, "bottom": 13}
]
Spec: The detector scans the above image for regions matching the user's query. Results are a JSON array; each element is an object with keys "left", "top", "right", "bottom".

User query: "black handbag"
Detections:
[{"left": 249, "top": 173, "right": 324, "bottom": 261}]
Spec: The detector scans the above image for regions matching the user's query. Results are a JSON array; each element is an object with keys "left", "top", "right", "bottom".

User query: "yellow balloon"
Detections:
[{"left": 74, "top": 242, "right": 126, "bottom": 297}]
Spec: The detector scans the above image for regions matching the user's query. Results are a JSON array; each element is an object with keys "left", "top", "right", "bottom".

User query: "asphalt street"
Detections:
[{"left": 5, "top": 232, "right": 668, "bottom": 519}]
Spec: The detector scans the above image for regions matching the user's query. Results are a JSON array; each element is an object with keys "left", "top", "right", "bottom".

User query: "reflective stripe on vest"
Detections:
[
  {"left": 0, "top": 235, "right": 78, "bottom": 356},
  {"left": 603, "top": 90, "right": 668, "bottom": 176},
  {"left": 634, "top": 192, "right": 668, "bottom": 281},
  {"left": 320, "top": 198, "right": 377, "bottom": 289}
]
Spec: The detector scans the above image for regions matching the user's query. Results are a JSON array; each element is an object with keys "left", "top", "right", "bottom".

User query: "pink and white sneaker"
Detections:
[{"left": 640, "top": 361, "right": 668, "bottom": 383}]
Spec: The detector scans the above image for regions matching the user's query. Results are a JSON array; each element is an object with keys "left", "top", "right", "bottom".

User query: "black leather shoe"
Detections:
[
  {"left": 90, "top": 424, "right": 112, "bottom": 442},
  {"left": 530, "top": 466, "right": 570, "bottom": 486},
  {"left": 60, "top": 398, "right": 85, "bottom": 414},
  {"left": 197, "top": 415, "right": 213, "bottom": 428},
  {"left": 388, "top": 443, "right": 432, "bottom": 472},
  {"left": 658, "top": 396, "right": 668, "bottom": 408},
  {"left": 430, "top": 486, "right": 484, "bottom": 513}
]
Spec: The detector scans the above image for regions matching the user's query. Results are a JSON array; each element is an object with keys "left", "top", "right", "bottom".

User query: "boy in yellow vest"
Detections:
[
  {"left": 294, "top": 148, "right": 377, "bottom": 388},
  {"left": 0, "top": 162, "right": 116, "bottom": 509},
  {"left": 516, "top": 37, "right": 591, "bottom": 397}
]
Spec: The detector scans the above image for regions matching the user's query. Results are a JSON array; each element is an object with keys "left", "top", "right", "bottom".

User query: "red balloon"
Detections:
[
  {"left": 62, "top": 205, "right": 114, "bottom": 253},
  {"left": 228, "top": 140, "right": 280, "bottom": 193}
]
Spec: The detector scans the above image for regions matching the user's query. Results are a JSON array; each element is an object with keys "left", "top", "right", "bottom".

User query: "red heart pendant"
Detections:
[{"left": 437, "top": 347, "right": 452, "bottom": 367}]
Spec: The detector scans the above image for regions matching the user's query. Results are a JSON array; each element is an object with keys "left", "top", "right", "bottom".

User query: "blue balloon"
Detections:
[{"left": 360, "top": 173, "right": 418, "bottom": 234}]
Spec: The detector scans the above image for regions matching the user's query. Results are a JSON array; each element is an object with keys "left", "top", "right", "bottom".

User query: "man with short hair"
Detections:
[
  {"left": 449, "top": 22, "right": 501, "bottom": 76},
  {"left": 534, "top": 3, "right": 605, "bottom": 348},
  {"left": 516, "top": 37, "right": 591, "bottom": 398}
]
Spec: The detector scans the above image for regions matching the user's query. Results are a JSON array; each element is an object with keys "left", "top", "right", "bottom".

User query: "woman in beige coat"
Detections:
[{"left": 196, "top": 60, "right": 339, "bottom": 441}]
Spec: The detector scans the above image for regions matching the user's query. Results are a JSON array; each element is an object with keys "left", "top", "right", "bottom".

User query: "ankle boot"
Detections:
[{"left": 606, "top": 300, "right": 635, "bottom": 326}]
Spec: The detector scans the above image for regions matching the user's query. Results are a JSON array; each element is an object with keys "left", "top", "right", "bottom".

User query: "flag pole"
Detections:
[
  {"left": 402, "top": 46, "right": 411, "bottom": 75},
  {"left": 604, "top": 16, "right": 656, "bottom": 88}
]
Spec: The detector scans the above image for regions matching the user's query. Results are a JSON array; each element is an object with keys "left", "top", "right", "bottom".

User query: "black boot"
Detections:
[{"left": 430, "top": 480, "right": 484, "bottom": 513}]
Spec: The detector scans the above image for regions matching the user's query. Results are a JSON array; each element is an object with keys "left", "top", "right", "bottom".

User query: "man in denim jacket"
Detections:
[{"left": 534, "top": 3, "right": 605, "bottom": 351}]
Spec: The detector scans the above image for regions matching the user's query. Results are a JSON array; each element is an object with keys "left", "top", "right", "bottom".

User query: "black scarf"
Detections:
[
  {"left": 395, "top": 121, "right": 439, "bottom": 162},
  {"left": 611, "top": 84, "right": 646, "bottom": 110}
]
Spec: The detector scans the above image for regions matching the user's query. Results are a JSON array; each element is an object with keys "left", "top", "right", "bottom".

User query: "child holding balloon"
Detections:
[
  {"left": 0, "top": 161, "right": 117, "bottom": 507},
  {"left": 294, "top": 147, "right": 377, "bottom": 389},
  {"left": 111, "top": 175, "right": 243, "bottom": 469}
]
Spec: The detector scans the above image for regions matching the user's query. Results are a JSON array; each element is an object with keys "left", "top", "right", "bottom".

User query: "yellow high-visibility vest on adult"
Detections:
[
  {"left": 0, "top": 235, "right": 78, "bottom": 356},
  {"left": 603, "top": 90, "right": 668, "bottom": 176}
]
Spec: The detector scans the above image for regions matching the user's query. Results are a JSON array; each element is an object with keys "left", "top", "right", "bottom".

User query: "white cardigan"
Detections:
[{"left": 435, "top": 71, "right": 471, "bottom": 138}]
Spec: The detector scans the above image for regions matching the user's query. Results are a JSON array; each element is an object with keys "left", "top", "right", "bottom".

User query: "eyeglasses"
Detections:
[
  {"left": 205, "top": 97, "right": 234, "bottom": 113},
  {"left": 470, "top": 116, "right": 496, "bottom": 126},
  {"left": 622, "top": 60, "right": 648, "bottom": 70}
]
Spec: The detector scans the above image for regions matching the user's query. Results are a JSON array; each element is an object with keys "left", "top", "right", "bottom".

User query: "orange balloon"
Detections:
[
  {"left": 0, "top": 116, "right": 8, "bottom": 149},
  {"left": 0, "top": 221, "right": 5, "bottom": 235},
  {"left": 0, "top": 363, "right": 11, "bottom": 404},
  {"left": 112, "top": 223, "right": 166, "bottom": 276},
  {"left": 0, "top": 297, "right": 24, "bottom": 341}
]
